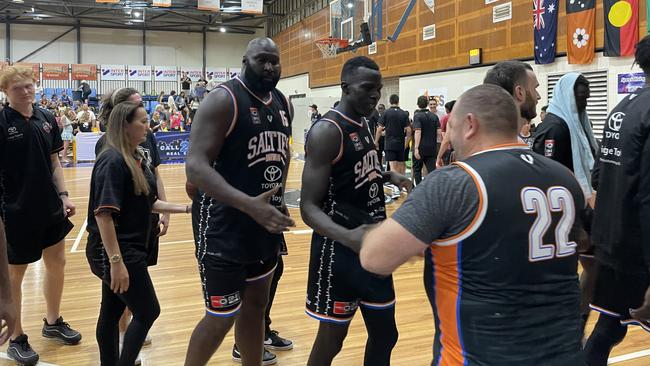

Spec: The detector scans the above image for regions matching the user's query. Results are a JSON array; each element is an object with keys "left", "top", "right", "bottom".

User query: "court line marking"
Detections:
[
  {"left": 0, "top": 352, "right": 58, "bottom": 366},
  {"left": 70, "top": 218, "right": 88, "bottom": 253},
  {"left": 609, "top": 348, "right": 650, "bottom": 364}
]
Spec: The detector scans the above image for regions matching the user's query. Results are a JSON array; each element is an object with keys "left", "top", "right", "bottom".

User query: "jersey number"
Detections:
[{"left": 520, "top": 187, "right": 577, "bottom": 262}]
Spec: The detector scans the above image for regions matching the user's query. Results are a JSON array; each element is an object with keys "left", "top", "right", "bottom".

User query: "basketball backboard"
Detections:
[{"left": 329, "top": 0, "right": 374, "bottom": 45}]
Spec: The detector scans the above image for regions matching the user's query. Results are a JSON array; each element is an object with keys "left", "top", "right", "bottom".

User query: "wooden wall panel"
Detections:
[{"left": 274, "top": 0, "right": 648, "bottom": 88}]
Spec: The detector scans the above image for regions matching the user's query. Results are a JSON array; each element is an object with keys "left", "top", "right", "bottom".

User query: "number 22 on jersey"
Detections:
[{"left": 521, "top": 187, "right": 577, "bottom": 262}]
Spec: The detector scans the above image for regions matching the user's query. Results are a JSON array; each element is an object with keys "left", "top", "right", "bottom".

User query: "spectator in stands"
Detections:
[
  {"left": 309, "top": 104, "right": 321, "bottom": 124},
  {"left": 156, "top": 91, "right": 165, "bottom": 103},
  {"left": 77, "top": 104, "right": 96, "bottom": 132},
  {"left": 150, "top": 112, "right": 162, "bottom": 132},
  {"left": 188, "top": 97, "right": 200, "bottom": 124},
  {"left": 181, "top": 72, "right": 192, "bottom": 96},
  {"left": 39, "top": 95, "right": 49, "bottom": 108},
  {"left": 60, "top": 107, "right": 74, "bottom": 163},
  {"left": 169, "top": 111, "right": 183, "bottom": 131},
  {"left": 34, "top": 80, "right": 43, "bottom": 99},
  {"left": 60, "top": 91, "right": 71, "bottom": 107},
  {"left": 51, "top": 94, "right": 59, "bottom": 105},
  {"left": 72, "top": 100, "right": 81, "bottom": 112},
  {"left": 167, "top": 91, "right": 178, "bottom": 112},
  {"left": 160, "top": 119, "right": 169, "bottom": 132},
  {"left": 176, "top": 91, "right": 188, "bottom": 124},
  {"left": 192, "top": 82, "right": 206, "bottom": 101},
  {"left": 152, "top": 104, "right": 168, "bottom": 122},
  {"left": 78, "top": 80, "right": 91, "bottom": 103}
]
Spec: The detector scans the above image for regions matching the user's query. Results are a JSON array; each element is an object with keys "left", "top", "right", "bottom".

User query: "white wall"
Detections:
[{"left": 1, "top": 24, "right": 262, "bottom": 68}]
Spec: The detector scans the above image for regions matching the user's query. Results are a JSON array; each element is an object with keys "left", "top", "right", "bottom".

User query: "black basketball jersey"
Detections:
[
  {"left": 318, "top": 109, "right": 385, "bottom": 227},
  {"left": 429, "top": 145, "right": 584, "bottom": 365},
  {"left": 194, "top": 76, "right": 292, "bottom": 263}
]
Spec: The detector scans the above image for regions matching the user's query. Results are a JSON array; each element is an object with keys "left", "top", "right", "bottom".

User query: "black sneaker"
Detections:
[
  {"left": 264, "top": 330, "right": 293, "bottom": 351},
  {"left": 7, "top": 334, "right": 39, "bottom": 366},
  {"left": 232, "top": 344, "right": 277, "bottom": 365},
  {"left": 42, "top": 317, "right": 82, "bottom": 345}
]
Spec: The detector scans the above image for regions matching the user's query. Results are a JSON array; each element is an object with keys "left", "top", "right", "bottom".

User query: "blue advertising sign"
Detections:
[
  {"left": 155, "top": 131, "right": 190, "bottom": 162},
  {"left": 618, "top": 73, "right": 646, "bottom": 94}
]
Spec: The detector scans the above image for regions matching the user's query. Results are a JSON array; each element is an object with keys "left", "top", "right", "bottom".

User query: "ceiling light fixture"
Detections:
[
  {"left": 12, "top": 0, "right": 25, "bottom": 3},
  {"left": 133, "top": 11, "right": 142, "bottom": 17},
  {"left": 219, "top": 27, "right": 226, "bottom": 33},
  {"left": 346, "top": 3, "right": 353, "bottom": 8}
]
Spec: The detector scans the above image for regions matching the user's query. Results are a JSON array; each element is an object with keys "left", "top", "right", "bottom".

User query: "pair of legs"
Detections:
[
  {"left": 412, "top": 155, "right": 436, "bottom": 185},
  {"left": 184, "top": 274, "right": 273, "bottom": 365},
  {"left": 584, "top": 314, "right": 627, "bottom": 366},
  {"left": 61, "top": 140, "right": 71, "bottom": 162},
  {"left": 96, "top": 263, "right": 160, "bottom": 366},
  {"left": 307, "top": 306, "right": 398, "bottom": 366},
  {"left": 8, "top": 240, "right": 66, "bottom": 339}
]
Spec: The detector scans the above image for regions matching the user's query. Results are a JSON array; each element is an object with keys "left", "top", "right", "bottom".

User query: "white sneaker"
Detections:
[{"left": 143, "top": 333, "right": 152, "bottom": 347}]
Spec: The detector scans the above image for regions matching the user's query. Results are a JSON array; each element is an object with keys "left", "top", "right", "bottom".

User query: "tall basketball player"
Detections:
[
  {"left": 361, "top": 84, "right": 585, "bottom": 365},
  {"left": 300, "top": 56, "right": 411, "bottom": 366},
  {"left": 184, "top": 37, "right": 294, "bottom": 366}
]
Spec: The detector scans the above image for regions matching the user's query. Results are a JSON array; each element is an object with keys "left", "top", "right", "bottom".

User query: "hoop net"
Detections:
[{"left": 315, "top": 38, "right": 349, "bottom": 58}]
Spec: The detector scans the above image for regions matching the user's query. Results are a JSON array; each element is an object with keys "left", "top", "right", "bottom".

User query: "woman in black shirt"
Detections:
[{"left": 86, "top": 101, "right": 189, "bottom": 366}]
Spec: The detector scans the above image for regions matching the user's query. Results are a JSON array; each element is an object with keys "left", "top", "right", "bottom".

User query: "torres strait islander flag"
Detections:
[
  {"left": 533, "top": 0, "right": 559, "bottom": 64},
  {"left": 604, "top": 0, "right": 639, "bottom": 56},
  {"left": 567, "top": 0, "right": 595, "bottom": 64}
]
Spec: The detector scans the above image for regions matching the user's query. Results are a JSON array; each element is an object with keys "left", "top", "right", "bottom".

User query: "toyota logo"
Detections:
[
  {"left": 369, "top": 183, "right": 379, "bottom": 198},
  {"left": 608, "top": 112, "right": 624, "bottom": 132},
  {"left": 264, "top": 166, "right": 282, "bottom": 182}
]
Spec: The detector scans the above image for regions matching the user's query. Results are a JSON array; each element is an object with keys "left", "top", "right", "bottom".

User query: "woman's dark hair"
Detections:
[{"left": 98, "top": 87, "right": 139, "bottom": 129}]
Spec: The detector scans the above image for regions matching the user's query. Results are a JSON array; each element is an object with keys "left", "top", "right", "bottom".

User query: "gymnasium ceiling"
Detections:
[{"left": 0, "top": 0, "right": 279, "bottom": 34}]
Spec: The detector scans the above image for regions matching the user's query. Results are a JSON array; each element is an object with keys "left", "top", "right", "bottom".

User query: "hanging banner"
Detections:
[
  {"left": 206, "top": 67, "right": 228, "bottom": 82},
  {"left": 154, "top": 66, "right": 177, "bottom": 81},
  {"left": 72, "top": 64, "right": 97, "bottom": 80},
  {"left": 229, "top": 67, "right": 241, "bottom": 79},
  {"left": 42, "top": 63, "right": 69, "bottom": 80},
  {"left": 618, "top": 72, "right": 645, "bottom": 94},
  {"left": 181, "top": 67, "right": 204, "bottom": 81},
  {"left": 128, "top": 65, "right": 152, "bottom": 81},
  {"left": 101, "top": 64, "right": 126, "bottom": 81},
  {"left": 423, "top": 0, "right": 434, "bottom": 14},
  {"left": 198, "top": 0, "right": 220, "bottom": 11},
  {"left": 241, "top": 0, "right": 263, "bottom": 14},
  {"left": 153, "top": 0, "right": 172, "bottom": 6},
  {"left": 14, "top": 63, "right": 40, "bottom": 76}
]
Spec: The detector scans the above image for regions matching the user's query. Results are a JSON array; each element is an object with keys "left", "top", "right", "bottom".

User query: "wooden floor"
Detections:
[{"left": 1, "top": 153, "right": 649, "bottom": 365}]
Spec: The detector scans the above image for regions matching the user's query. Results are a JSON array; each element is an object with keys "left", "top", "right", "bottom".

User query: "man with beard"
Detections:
[
  {"left": 184, "top": 38, "right": 294, "bottom": 366},
  {"left": 483, "top": 61, "right": 540, "bottom": 131},
  {"left": 301, "top": 56, "right": 411, "bottom": 366},
  {"left": 533, "top": 73, "right": 598, "bottom": 333}
]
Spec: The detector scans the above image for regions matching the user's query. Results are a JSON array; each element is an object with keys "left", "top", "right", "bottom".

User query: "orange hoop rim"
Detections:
[{"left": 315, "top": 37, "right": 349, "bottom": 48}]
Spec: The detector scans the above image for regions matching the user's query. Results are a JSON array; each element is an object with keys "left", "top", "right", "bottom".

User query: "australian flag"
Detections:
[{"left": 533, "top": 0, "right": 558, "bottom": 64}]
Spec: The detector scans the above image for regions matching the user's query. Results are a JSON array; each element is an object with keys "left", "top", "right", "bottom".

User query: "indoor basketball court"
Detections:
[{"left": 1, "top": 0, "right": 650, "bottom": 365}]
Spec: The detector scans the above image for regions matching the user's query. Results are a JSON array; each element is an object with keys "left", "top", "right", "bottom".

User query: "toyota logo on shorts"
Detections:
[
  {"left": 608, "top": 112, "right": 624, "bottom": 132},
  {"left": 369, "top": 183, "right": 379, "bottom": 198},
  {"left": 264, "top": 166, "right": 282, "bottom": 182}
]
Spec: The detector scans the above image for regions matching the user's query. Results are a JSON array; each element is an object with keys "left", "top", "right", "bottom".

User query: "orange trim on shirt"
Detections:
[
  {"left": 431, "top": 243, "right": 465, "bottom": 366},
  {"left": 218, "top": 85, "right": 239, "bottom": 138},
  {"left": 318, "top": 118, "right": 344, "bottom": 164},
  {"left": 93, "top": 205, "right": 120, "bottom": 215},
  {"left": 482, "top": 142, "right": 529, "bottom": 150}
]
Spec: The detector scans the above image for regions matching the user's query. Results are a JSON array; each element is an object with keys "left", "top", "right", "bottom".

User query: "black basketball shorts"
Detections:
[
  {"left": 590, "top": 261, "right": 650, "bottom": 331},
  {"left": 306, "top": 234, "right": 395, "bottom": 323},
  {"left": 196, "top": 250, "right": 278, "bottom": 318},
  {"left": 5, "top": 218, "right": 74, "bottom": 265},
  {"left": 384, "top": 149, "right": 405, "bottom": 162}
]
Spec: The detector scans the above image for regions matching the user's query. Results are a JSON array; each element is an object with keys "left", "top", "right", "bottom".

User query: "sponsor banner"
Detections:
[
  {"left": 72, "top": 64, "right": 97, "bottom": 80},
  {"left": 14, "top": 63, "right": 40, "bottom": 76},
  {"left": 96, "top": 0, "right": 119, "bottom": 3},
  {"left": 154, "top": 66, "right": 177, "bottom": 81},
  {"left": 206, "top": 67, "right": 228, "bottom": 82},
  {"left": 181, "top": 67, "right": 204, "bottom": 81},
  {"left": 618, "top": 72, "right": 645, "bottom": 94},
  {"left": 101, "top": 64, "right": 126, "bottom": 81},
  {"left": 241, "top": 0, "right": 263, "bottom": 14},
  {"left": 128, "top": 65, "right": 152, "bottom": 81},
  {"left": 198, "top": 0, "right": 220, "bottom": 11},
  {"left": 42, "top": 63, "right": 69, "bottom": 80},
  {"left": 229, "top": 67, "right": 241, "bottom": 79},
  {"left": 155, "top": 131, "right": 190, "bottom": 161}
]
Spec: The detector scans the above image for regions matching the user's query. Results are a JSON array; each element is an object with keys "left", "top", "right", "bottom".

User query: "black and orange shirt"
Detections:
[
  {"left": 392, "top": 144, "right": 584, "bottom": 365},
  {"left": 86, "top": 148, "right": 157, "bottom": 263},
  {"left": 0, "top": 105, "right": 64, "bottom": 226}
]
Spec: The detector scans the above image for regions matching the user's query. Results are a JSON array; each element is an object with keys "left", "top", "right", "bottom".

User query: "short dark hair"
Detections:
[
  {"left": 389, "top": 94, "right": 399, "bottom": 105},
  {"left": 445, "top": 100, "right": 456, "bottom": 113},
  {"left": 541, "top": 105, "right": 548, "bottom": 112},
  {"left": 575, "top": 74, "right": 589, "bottom": 88},
  {"left": 483, "top": 61, "right": 530, "bottom": 96},
  {"left": 417, "top": 96, "right": 428, "bottom": 109},
  {"left": 635, "top": 35, "right": 650, "bottom": 74},
  {"left": 170, "top": 90, "right": 176, "bottom": 95},
  {"left": 341, "top": 56, "right": 380, "bottom": 81}
]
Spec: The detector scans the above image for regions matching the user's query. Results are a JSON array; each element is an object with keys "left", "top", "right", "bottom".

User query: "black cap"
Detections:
[{"left": 309, "top": 104, "right": 318, "bottom": 109}]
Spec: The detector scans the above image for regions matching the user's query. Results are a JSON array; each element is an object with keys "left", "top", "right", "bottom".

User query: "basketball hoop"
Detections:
[{"left": 315, "top": 38, "right": 349, "bottom": 58}]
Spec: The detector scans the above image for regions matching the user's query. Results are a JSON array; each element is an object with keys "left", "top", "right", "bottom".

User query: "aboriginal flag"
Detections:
[
  {"left": 604, "top": 0, "right": 639, "bottom": 56},
  {"left": 567, "top": 0, "right": 595, "bottom": 64}
]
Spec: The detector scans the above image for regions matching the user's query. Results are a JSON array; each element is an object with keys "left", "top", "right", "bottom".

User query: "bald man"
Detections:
[
  {"left": 184, "top": 37, "right": 294, "bottom": 366},
  {"left": 360, "top": 84, "right": 585, "bottom": 365}
]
